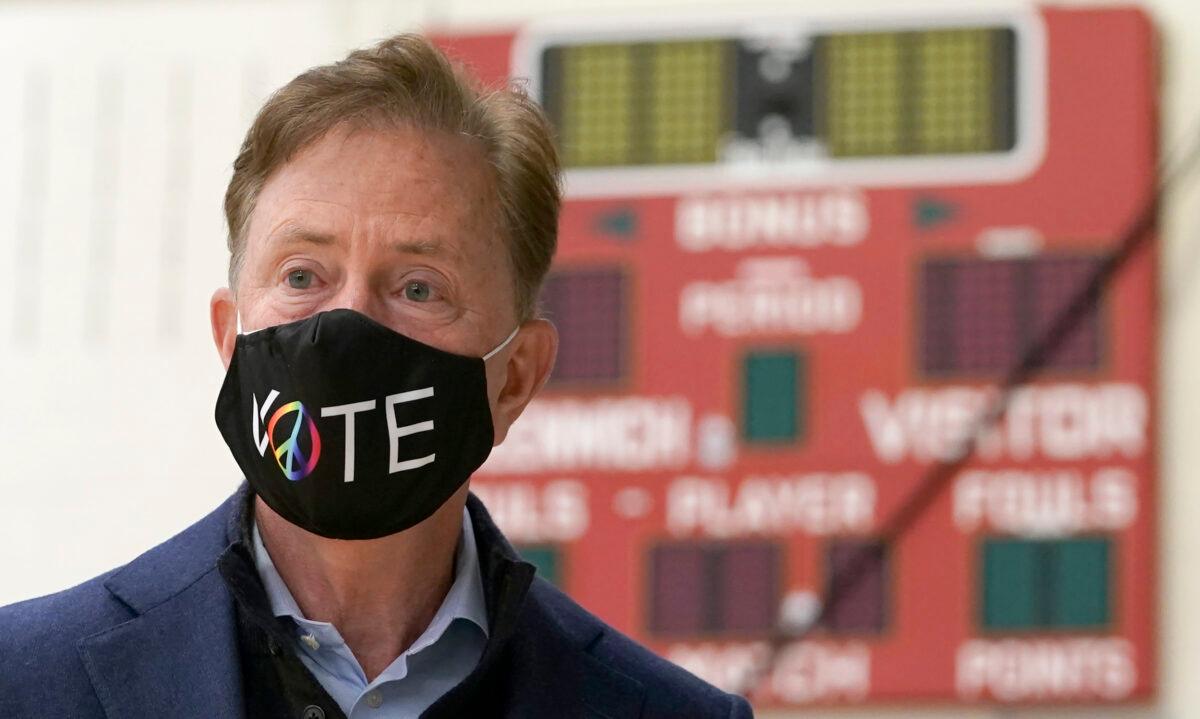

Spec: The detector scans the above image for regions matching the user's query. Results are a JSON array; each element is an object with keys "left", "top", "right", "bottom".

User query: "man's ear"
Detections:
[
  {"left": 490, "top": 319, "right": 557, "bottom": 446},
  {"left": 210, "top": 287, "right": 237, "bottom": 370}
]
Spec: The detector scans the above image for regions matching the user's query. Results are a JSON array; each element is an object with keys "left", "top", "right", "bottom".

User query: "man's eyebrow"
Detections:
[
  {"left": 266, "top": 221, "right": 338, "bottom": 247},
  {"left": 390, "top": 237, "right": 451, "bottom": 258}
]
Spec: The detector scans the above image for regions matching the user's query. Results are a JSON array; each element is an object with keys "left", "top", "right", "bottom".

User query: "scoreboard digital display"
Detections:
[
  {"left": 433, "top": 6, "right": 1157, "bottom": 710},
  {"left": 540, "top": 27, "right": 1016, "bottom": 168}
]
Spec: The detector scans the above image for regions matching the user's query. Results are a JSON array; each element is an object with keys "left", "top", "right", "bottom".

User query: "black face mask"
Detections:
[{"left": 214, "top": 308, "right": 516, "bottom": 540}]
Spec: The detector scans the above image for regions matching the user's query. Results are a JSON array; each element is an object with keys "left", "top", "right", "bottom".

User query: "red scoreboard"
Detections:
[{"left": 436, "top": 6, "right": 1157, "bottom": 708}]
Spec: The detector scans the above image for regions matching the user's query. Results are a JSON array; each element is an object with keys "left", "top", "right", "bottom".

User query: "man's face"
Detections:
[{"left": 211, "top": 122, "right": 555, "bottom": 446}]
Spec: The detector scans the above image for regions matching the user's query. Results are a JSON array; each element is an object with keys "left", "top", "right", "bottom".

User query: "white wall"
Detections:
[{"left": 0, "top": 1, "right": 1196, "bottom": 717}]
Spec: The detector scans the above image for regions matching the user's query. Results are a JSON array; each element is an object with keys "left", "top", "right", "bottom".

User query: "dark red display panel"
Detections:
[{"left": 435, "top": 6, "right": 1157, "bottom": 707}]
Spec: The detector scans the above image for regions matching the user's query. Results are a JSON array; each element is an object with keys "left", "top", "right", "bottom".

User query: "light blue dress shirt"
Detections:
[{"left": 251, "top": 509, "right": 489, "bottom": 718}]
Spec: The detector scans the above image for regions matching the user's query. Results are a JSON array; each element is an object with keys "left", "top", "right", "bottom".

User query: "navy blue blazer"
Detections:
[{"left": 0, "top": 486, "right": 754, "bottom": 718}]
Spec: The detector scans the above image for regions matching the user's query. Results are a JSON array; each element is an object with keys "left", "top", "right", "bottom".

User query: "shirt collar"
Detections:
[
  {"left": 218, "top": 480, "right": 538, "bottom": 698},
  {"left": 250, "top": 505, "right": 490, "bottom": 649}
]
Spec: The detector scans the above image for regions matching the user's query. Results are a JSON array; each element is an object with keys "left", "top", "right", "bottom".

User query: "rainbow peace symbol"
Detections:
[{"left": 267, "top": 401, "right": 322, "bottom": 481}]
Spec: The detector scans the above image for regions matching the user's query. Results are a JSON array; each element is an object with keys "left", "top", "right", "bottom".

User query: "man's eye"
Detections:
[
  {"left": 286, "top": 269, "right": 314, "bottom": 289},
  {"left": 404, "top": 281, "right": 433, "bottom": 302}
]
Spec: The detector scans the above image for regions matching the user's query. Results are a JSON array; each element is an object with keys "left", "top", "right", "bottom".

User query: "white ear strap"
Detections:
[
  {"left": 236, "top": 311, "right": 263, "bottom": 336},
  {"left": 483, "top": 326, "right": 520, "bottom": 361}
]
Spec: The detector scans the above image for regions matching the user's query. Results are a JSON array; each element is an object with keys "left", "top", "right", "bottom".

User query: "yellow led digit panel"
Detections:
[
  {"left": 552, "top": 43, "right": 636, "bottom": 167},
  {"left": 649, "top": 40, "right": 729, "bottom": 164},
  {"left": 818, "top": 27, "right": 1016, "bottom": 157},
  {"left": 916, "top": 29, "right": 1006, "bottom": 153},
  {"left": 542, "top": 39, "right": 730, "bottom": 168},
  {"left": 821, "top": 32, "right": 906, "bottom": 157}
]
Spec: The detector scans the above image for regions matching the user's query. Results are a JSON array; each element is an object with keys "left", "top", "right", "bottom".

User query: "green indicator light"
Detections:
[
  {"left": 981, "top": 538, "right": 1042, "bottom": 630},
  {"left": 981, "top": 537, "right": 1113, "bottom": 631},
  {"left": 1050, "top": 538, "right": 1111, "bottom": 628},
  {"left": 742, "top": 351, "right": 805, "bottom": 444}
]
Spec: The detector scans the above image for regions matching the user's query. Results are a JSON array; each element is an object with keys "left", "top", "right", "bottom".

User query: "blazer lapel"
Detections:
[
  {"left": 78, "top": 564, "right": 244, "bottom": 719},
  {"left": 77, "top": 488, "right": 248, "bottom": 719}
]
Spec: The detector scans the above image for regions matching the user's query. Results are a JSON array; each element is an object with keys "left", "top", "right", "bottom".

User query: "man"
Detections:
[{"left": 0, "top": 33, "right": 754, "bottom": 718}]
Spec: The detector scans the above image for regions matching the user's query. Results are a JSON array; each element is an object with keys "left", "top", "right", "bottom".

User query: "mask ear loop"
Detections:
[
  {"left": 236, "top": 311, "right": 264, "bottom": 336},
  {"left": 483, "top": 326, "right": 520, "bottom": 361}
]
